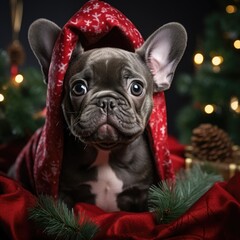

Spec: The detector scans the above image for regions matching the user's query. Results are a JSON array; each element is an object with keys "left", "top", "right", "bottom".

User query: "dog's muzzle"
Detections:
[{"left": 71, "top": 93, "right": 143, "bottom": 149}]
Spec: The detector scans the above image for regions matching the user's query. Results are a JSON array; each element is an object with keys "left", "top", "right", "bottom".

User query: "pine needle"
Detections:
[
  {"left": 28, "top": 195, "right": 99, "bottom": 240},
  {"left": 148, "top": 164, "right": 223, "bottom": 224}
]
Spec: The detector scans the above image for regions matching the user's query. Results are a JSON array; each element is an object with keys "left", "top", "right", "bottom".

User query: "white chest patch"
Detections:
[{"left": 87, "top": 150, "right": 123, "bottom": 212}]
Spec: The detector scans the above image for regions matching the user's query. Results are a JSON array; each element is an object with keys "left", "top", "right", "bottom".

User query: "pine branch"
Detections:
[
  {"left": 28, "top": 195, "right": 99, "bottom": 240},
  {"left": 148, "top": 164, "right": 223, "bottom": 224}
]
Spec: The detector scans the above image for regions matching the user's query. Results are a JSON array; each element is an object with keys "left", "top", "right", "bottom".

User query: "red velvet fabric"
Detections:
[
  {"left": 0, "top": 175, "right": 37, "bottom": 240},
  {"left": 0, "top": 137, "right": 183, "bottom": 240},
  {"left": 167, "top": 136, "right": 186, "bottom": 173},
  {"left": 1, "top": 173, "right": 240, "bottom": 239},
  {"left": 0, "top": 139, "right": 27, "bottom": 173},
  {"left": 75, "top": 174, "right": 240, "bottom": 239}
]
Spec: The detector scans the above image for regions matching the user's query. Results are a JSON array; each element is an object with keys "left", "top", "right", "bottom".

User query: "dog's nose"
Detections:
[{"left": 98, "top": 97, "right": 117, "bottom": 112}]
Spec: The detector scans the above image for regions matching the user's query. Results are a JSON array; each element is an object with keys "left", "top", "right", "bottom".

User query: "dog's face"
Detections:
[
  {"left": 28, "top": 19, "right": 187, "bottom": 149},
  {"left": 62, "top": 48, "right": 154, "bottom": 148}
]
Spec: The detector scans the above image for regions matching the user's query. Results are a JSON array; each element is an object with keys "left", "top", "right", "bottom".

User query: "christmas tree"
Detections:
[
  {"left": 0, "top": 0, "right": 46, "bottom": 144},
  {"left": 0, "top": 49, "right": 46, "bottom": 143},
  {"left": 176, "top": 0, "right": 240, "bottom": 145}
]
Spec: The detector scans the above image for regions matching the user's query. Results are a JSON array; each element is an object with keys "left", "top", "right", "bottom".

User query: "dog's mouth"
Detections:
[
  {"left": 69, "top": 103, "right": 144, "bottom": 149},
  {"left": 97, "top": 123, "right": 117, "bottom": 138},
  {"left": 94, "top": 123, "right": 119, "bottom": 149},
  {"left": 96, "top": 142, "right": 118, "bottom": 149},
  {"left": 72, "top": 116, "right": 143, "bottom": 149}
]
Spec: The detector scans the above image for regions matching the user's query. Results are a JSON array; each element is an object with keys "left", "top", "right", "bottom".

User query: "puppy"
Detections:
[{"left": 25, "top": 19, "right": 187, "bottom": 212}]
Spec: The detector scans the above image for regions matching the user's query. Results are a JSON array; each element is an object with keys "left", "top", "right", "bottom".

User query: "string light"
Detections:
[
  {"left": 185, "top": 158, "right": 192, "bottom": 170},
  {"left": 194, "top": 53, "right": 204, "bottom": 65},
  {"left": 204, "top": 104, "right": 215, "bottom": 114},
  {"left": 229, "top": 163, "right": 237, "bottom": 178},
  {"left": 233, "top": 40, "right": 240, "bottom": 49},
  {"left": 0, "top": 93, "right": 4, "bottom": 102},
  {"left": 230, "top": 97, "right": 240, "bottom": 113},
  {"left": 14, "top": 74, "right": 24, "bottom": 84},
  {"left": 226, "top": 5, "right": 237, "bottom": 14},
  {"left": 211, "top": 56, "right": 224, "bottom": 66},
  {"left": 230, "top": 97, "right": 239, "bottom": 111}
]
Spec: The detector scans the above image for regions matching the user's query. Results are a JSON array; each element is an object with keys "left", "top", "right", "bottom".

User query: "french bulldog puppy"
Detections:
[{"left": 28, "top": 19, "right": 187, "bottom": 212}]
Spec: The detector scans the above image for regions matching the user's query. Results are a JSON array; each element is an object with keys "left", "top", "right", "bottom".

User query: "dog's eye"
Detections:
[
  {"left": 72, "top": 81, "right": 88, "bottom": 96},
  {"left": 130, "top": 81, "right": 144, "bottom": 96}
]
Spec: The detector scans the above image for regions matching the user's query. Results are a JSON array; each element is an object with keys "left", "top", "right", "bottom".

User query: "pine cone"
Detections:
[{"left": 191, "top": 124, "right": 233, "bottom": 162}]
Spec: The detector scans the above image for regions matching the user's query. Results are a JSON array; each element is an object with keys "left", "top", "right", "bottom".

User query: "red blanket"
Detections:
[
  {"left": 1, "top": 135, "right": 239, "bottom": 239},
  {"left": 1, "top": 173, "right": 240, "bottom": 240}
]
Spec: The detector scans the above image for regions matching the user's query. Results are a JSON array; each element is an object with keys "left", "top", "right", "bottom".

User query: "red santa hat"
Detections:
[{"left": 16, "top": 0, "right": 174, "bottom": 199}]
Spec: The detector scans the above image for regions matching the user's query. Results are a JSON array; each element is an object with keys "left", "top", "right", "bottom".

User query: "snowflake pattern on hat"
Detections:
[{"left": 73, "top": 0, "right": 143, "bottom": 48}]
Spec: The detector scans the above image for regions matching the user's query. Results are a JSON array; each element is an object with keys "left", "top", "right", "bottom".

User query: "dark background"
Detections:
[{"left": 0, "top": 0, "right": 216, "bottom": 138}]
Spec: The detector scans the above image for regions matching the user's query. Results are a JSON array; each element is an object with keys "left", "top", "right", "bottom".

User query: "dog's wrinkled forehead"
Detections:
[
  {"left": 72, "top": 48, "right": 148, "bottom": 75},
  {"left": 66, "top": 47, "right": 152, "bottom": 87},
  {"left": 89, "top": 48, "right": 148, "bottom": 73},
  {"left": 88, "top": 48, "right": 130, "bottom": 61}
]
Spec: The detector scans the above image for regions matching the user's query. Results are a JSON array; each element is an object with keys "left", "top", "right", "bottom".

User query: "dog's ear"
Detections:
[
  {"left": 136, "top": 22, "right": 187, "bottom": 92},
  {"left": 28, "top": 19, "right": 61, "bottom": 83}
]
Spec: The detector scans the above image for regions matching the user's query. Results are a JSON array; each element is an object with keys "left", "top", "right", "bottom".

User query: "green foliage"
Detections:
[
  {"left": 148, "top": 164, "right": 223, "bottom": 224},
  {"left": 29, "top": 195, "right": 99, "bottom": 240},
  {"left": 0, "top": 50, "right": 46, "bottom": 143},
  {"left": 176, "top": 0, "right": 240, "bottom": 144}
]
